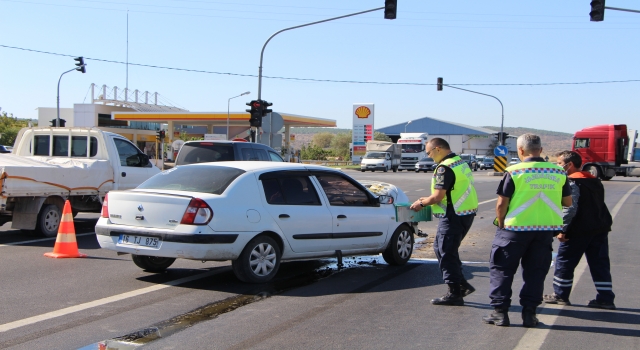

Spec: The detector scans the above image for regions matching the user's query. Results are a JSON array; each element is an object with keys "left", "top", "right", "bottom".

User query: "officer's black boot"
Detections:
[
  {"left": 522, "top": 306, "right": 539, "bottom": 328},
  {"left": 482, "top": 307, "right": 510, "bottom": 326},
  {"left": 431, "top": 283, "right": 464, "bottom": 306},
  {"left": 460, "top": 279, "right": 476, "bottom": 297}
]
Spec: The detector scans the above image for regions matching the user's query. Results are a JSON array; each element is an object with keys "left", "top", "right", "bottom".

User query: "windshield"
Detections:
[
  {"left": 175, "top": 143, "right": 234, "bottom": 165},
  {"left": 401, "top": 144, "right": 423, "bottom": 153},
  {"left": 138, "top": 165, "right": 245, "bottom": 194},
  {"left": 419, "top": 157, "right": 434, "bottom": 162},
  {"left": 460, "top": 154, "right": 470, "bottom": 160},
  {"left": 364, "top": 152, "right": 386, "bottom": 159}
]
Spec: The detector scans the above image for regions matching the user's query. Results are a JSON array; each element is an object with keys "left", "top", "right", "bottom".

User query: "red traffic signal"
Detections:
[
  {"left": 384, "top": 0, "right": 397, "bottom": 20},
  {"left": 590, "top": 0, "right": 605, "bottom": 21}
]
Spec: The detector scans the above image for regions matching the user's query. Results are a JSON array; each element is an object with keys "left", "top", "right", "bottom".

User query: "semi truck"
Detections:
[
  {"left": 397, "top": 133, "right": 429, "bottom": 171},
  {"left": 360, "top": 141, "right": 401, "bottom": 172},
  {"left": 572, "top": 124, "right": 640, "bottom": 180}
]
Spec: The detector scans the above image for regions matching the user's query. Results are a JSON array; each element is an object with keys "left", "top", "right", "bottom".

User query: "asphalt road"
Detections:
[{"left": 0, "top": 169, "right": 638, "bottom": 350}]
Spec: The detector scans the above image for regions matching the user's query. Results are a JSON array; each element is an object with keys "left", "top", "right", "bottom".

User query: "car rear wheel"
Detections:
[
  {"left": 382, "top": 224, "right": 414, "bottom": 266},
  {"left": 37, "top": 204, "right": 62, "bottom": 238},
  {"left": 232, "top": 235, "right": 281, "bottom": 283},
  {"left": 132, "top": 255, "right": 176, "bottom": 272}
]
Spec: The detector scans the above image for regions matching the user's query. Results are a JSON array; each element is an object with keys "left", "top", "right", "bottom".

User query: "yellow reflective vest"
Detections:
[
  {"left": 431, "top": 156, "right": 478, "bottom": 218},
  {"left": 503, "top": 161, "right": 567, "bottom": 231}
]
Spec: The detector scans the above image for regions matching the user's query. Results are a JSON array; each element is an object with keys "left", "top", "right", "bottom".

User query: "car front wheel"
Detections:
[
  {"left": 132, "top": 255, "right": 176, "bottom": 272},
  {"left": 382, "top": 224, "right": 414, "bottom": 265},
  {"left": 232, "top": 235, "right": 281, "bottom": 283}
]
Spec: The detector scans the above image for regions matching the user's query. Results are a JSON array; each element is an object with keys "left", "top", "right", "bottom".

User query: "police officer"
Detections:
[
  {"left": 543, "top": 151, "right": 615, "bottom": 309},
  {"left": 483, "top": 134, "right": 572, "bottom": 327},
  {"left": 410, "top": 138, "right": 478, "bottom": 306}
]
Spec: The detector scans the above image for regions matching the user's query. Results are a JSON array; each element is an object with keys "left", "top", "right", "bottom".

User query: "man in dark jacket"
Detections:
[{"left": 543, "top": 151, "right": 616, "bottom": 309}]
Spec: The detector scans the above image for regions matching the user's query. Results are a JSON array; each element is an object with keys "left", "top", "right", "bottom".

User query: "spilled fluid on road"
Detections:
[{"left": 80, "top": 256, "right": 383, "bottom": 350}]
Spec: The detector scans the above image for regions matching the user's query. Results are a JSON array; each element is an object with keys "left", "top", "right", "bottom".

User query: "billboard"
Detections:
[{"left": 352, "top": 103, "right": 374, "bottom": 162}]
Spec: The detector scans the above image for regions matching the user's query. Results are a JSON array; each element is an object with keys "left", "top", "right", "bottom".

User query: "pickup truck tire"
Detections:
[
  {"left": 393, "top": 167, "right": 397, "bottom": 173},
  {"left": 382, "top": 224, "right": 414, "bottom": 266},
  {"left": 383, "top": 166, "right": 388, "bottom": 172},
  {"left": 37, "top": 204, "right": 62, "bottom": 238},
  {"left": 361, "top": 169, "right": 365, "bottom": 172},
  {"left": 132, "top": 255, "right": 176, "bottom": 272}
]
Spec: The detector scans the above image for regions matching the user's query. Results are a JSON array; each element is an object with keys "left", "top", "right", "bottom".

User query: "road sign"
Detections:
[
  {"left": 494, "top": 145, "right": 508, "bottom": 157},
  {"left": 494, "top": 156, "right": 507, "bottom": 173}
]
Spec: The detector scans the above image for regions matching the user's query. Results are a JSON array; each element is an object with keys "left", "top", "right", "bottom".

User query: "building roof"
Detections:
[
  {"left": 377, "top": 116, "right": 496, "bottom": 136},
  {"left": 112, "top": 112, "right": 336, "bottom": 127}
]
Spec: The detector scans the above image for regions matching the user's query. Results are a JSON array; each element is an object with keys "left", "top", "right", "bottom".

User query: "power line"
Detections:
[{"left": 2, "top": 44, "right": 640, "bottom": 87}]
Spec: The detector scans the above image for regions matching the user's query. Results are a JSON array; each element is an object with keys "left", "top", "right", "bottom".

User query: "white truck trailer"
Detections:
[
  {"left": 0, "top": 127, "right": 161, "bottom": 236},
  {"left": 397, "top": 133, "right": 429, "bottom": 171},
  {"left": 360, "top": 141, "right": 402, "bottom": 172}
]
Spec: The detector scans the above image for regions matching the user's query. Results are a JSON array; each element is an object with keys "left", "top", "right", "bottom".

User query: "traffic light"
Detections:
[
  {"left": 246, "top": 100, "right": 263, "bottom": 127},
  {"left": 262, "top": 100, "right": 273, "bottom": 116},
  {"left": 498, "top": 132, "right": 509, "bottom": 145},
  {"left": 156, "top": 130, "right": 165, "bottom": 140},
  {"left": 384, "top": 0, "right": 397, "bottom": 20},
  {"left": 74, "top": 57, "right": 86, "bottom": 73},
  {"left": 437, "top": 77, "right": 443, "bottom": 91},
  {"left": 590, "top": 0, "right": 605, "bottom": 21}
]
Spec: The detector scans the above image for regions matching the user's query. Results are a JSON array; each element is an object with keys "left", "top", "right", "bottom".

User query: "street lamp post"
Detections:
[
  {"left": 405, "top": 120, "right": 412, "bottom": 133},
  {"left": 227, "top": 91, "right": 250, "bottom": 140}
]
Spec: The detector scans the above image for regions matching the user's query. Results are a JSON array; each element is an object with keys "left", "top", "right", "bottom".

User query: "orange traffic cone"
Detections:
[{"left": 44, "top": 200, "right": 87, "bottom": 259}]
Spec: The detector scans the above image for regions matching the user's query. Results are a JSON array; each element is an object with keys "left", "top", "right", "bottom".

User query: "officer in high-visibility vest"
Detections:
[
  {"left": 483, "top": 133, "right": 572, "bottom": 328},
  {"left": 410, "top": 138, "right": 478, "bottom": 306}
]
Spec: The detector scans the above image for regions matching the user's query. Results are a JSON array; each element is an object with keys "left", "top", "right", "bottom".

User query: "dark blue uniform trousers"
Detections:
[
  {"left": 433, "top": 214, "right": 474, "bottom": 284},
  {"left": 553, "top": 231, "right": 615, "bottom": 303},
  {"left": 489, "top": 228, "right": 553, "bottom": 308}
]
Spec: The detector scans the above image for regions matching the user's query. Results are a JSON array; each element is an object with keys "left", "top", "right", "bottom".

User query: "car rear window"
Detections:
[
  {"left": 176, "top": 143, "right": 235, "bottom": 165},
  {"left": 137, "top": 165, "right": 245, "bottom": 194}
]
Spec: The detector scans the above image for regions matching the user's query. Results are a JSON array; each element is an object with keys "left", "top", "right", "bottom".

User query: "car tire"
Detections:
[
  {"left": 361, "top": 169, "right": 365, "bottom": 172},
  {"left": 384, "top": 166, "right": 388, "bottom": 172},
  {"left": 398, "top": 169, "right": 403, "bottom": 172},
  {"left": 415, "top": 170, "right": 419, "bottom": 173},
  {"left": 392, "top": 167, "right": 397, "bottom": 173},
  {"left": 37, "top": 204, "right": 62, "bottom": 238},
  {"left": 382, "top": 224, "right": 414, "bottom": 266},
  {"left": 584, "top": 165, "right": 602, "bottom": 179},
  {"left": 232, "top": 235, "right": 281, "bottom": 283},
  {"left": 132, "top": 254, "right": 176, "bottom": 273}
]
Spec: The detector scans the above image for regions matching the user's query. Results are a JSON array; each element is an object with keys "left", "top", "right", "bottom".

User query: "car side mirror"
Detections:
[
  {"left": 378, "top": 195, "right": 394, "bottom": 205},
  {"left": 140, "top": 153, "right": 150, "bottom": 167}
]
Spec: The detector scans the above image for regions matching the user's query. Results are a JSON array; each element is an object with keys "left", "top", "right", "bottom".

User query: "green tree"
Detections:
[
  {"left": 330, "top": 132, "right": 352, "bottom": 160},
  {"left": 0, "top": 112, "right": 32, "bottom": 146},
  {"left": 300, "top": 144, "right": 331, "bottom": 160},
  {"left": 374, "top": 131, "right": 391, "bottom": 141},
  {"left": 312, "top": 132, "right": 334, "bottom": 148}
]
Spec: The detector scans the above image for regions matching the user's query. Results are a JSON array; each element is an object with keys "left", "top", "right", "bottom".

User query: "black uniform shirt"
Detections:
[
  {"left": 433, "top": 153, "right": 457, "bottom": 191},
  {"left": 496, "top": 157, "right": 571, "bottom": 198}
]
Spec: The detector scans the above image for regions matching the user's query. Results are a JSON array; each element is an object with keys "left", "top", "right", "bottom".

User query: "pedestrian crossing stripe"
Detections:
[{"left": 494, "top": 156, "right": 507, "bottom": 173}]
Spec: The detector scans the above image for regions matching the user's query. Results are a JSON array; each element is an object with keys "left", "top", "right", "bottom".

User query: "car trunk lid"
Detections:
[{"left": 107, "top": 191, "right": 193, "bottom": 229}]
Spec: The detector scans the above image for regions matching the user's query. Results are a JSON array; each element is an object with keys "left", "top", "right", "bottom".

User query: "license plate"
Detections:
[{"left": 118, "top": 235, "right": 161, "bottom": 248}]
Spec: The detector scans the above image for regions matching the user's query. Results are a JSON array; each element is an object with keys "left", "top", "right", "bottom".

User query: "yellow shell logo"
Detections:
[{"left": 355, "top": 106, "right": 371, "bottom": 119}]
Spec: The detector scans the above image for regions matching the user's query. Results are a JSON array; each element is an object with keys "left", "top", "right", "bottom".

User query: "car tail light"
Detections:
[
  {"left": 101, "top": 193, "right": 109, "bottom": 218},
  {"left": 181, "top": 198, "right": 213, "bottom": 225}
]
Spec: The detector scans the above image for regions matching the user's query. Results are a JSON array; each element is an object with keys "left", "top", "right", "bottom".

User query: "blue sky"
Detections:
[{"left": 1, "top": 0, "right": 639, "bottom": 133}]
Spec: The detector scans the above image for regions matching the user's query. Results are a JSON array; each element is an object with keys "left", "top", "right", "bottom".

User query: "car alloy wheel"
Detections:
[
  {"left": 233, "top": 235, "right": 282, "bottom": 283},
  {"left": 249, "top": 242, "right": 277, "bottom": 276},
  {"left": 396, "top": 229, "right": 412, "bottom": 259},
  {"left": 382, "top": 224, "right": 414, "bottom": 265}
]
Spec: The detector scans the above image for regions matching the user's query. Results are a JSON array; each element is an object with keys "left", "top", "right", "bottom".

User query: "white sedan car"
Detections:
[{"left": 96, "top": 162, "right": 417, "bottom": 283}]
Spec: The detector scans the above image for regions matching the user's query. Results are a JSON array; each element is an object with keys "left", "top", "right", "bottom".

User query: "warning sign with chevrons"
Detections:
[{"left": 494, "top": 156, "right": 507, "bottom": 172}]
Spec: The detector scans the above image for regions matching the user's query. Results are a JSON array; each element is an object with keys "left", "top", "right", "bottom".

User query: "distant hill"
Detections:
[{"left": 483, "top": 126, "right": 573, "bottom": 157}]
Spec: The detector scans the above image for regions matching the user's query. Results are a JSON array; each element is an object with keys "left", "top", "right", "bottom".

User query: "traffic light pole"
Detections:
[
  {"left": 56, "top": 67, "right": 77, "bottom": 128},
  {"left": 441, "top": 84, "right": 505, "bottom": 146},
  {"left": 253, "top": 7, "right": 384, "bottom": 142}
]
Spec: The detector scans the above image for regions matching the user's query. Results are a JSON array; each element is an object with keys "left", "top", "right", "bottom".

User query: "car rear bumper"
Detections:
[{"left": 95, "top": 218, "right": 251, "bottom": 261}]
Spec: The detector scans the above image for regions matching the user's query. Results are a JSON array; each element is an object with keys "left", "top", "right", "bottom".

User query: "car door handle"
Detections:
[
  {"left": 121, "top": 172, "right": 127, "bottom": 177},
  {"left": 279, "top": 214, "right": 290, "bottom": 218},
  {"left": 337, "top": 215, "right": 347, "bottom": 219}
]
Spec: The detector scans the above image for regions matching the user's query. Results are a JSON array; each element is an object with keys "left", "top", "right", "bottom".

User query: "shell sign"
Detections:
[{"left": 355, "top": 106, "right": 371, "bottom": 119}]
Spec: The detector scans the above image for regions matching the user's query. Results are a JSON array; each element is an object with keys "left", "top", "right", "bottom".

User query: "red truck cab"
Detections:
[{"left": 572, "top": 124, "right": 629, "bottom": 180}]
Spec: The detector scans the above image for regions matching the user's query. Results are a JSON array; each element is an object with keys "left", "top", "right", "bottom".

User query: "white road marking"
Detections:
[
  {"left": 0, "top": 233, "right": 95, "bottom": 248},
  {"left": 514, "top": 184, "right": 639, "bottom": 350},
  {"left": 416, "top": 189, "right": 425, "bottom": 191},
  {"left": 0, "top": 269, "right": 220, "bottom": 333},
  {"left": 410, "top": 257, "right": 486, "bottom": 264},
  {"left": 478, "top": 198, "right": 497, "bottom": 205}
]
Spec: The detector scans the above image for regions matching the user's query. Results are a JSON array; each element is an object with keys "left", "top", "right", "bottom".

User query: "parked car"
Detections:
[
  {"left": 509, "top": 157, "right": 521, "bottom": 165},
  {"left": 415, "top": 157, "right": 437, "bottom": 173},
  {"left": 480, "top": 156, "right": 495, "bottom": 170},
  {"left": 459, "top": 154, "right": 478, "bottom": 171},
  {"left": 0, "top": 145, "right": 11, "bottom": 153},
  {"left": 175, "top": 140, "right": 283, "bottom": 166},
  {"left": 96, "top": 162, "right": 417, "bottom": 283}
]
